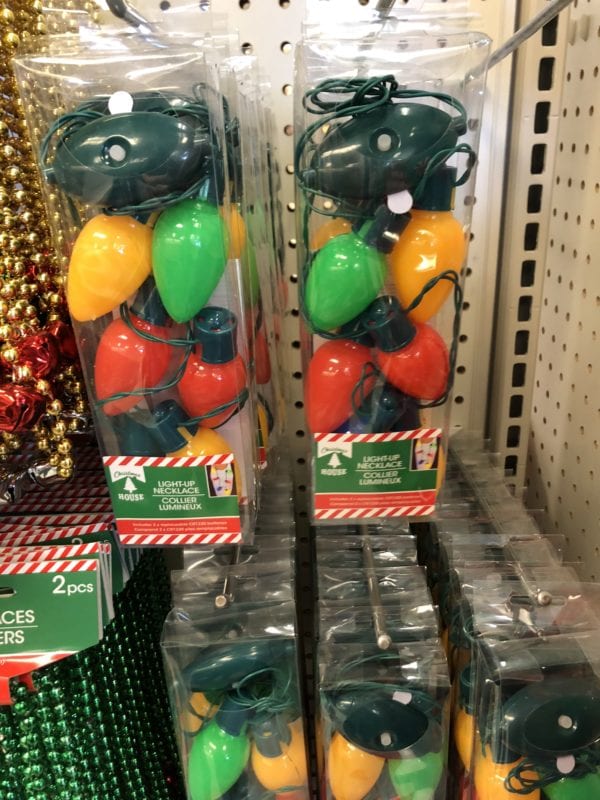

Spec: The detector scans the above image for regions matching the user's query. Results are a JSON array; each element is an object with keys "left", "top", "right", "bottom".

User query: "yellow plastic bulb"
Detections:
[
  {"left": 454, "top": 708, "right": 475, "bottom": 772},
  {"left": 168, "top": 427, "right": 241, "bottom": 494},
  {"left": 389, "top": 209, "right": 466, "bottom": 324},
  {"left": 310, "top": 217, "right": 353, "bottom": 251},
  {"left": 251, "top": 719, "right": 309, "bottom": 792},
  {"left": 222, "top": 204, "right": 247, "bottom": 260},
  {"left": 474, "top": 743, "right": 540, "bottom": 800},
  {"left": 67, "top": 214, "right": 152, "bottom": 322},
  {"left": 257, "top": 402, "right": 269, "bottom": 451},
  {"left": 328, "top": 732, "right": 384, "bottom": 800},
  {"left": 179, "top": 692, "right": 219, "bottom": 734}
]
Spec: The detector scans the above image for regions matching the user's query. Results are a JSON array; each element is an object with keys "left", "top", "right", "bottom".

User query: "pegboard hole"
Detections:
[
  {"left": 282, "top": 84, "right": 293, "bottom": 96},
  {"left": 521, "top": 260, "right": 535, "bottom": 287},
  {"left": 454, "top": 396, "right": 464, "bottom": 405},
  {"left": 530, "top": 144, "right": 546, "bottom": 174},
  {"left": 527, "top": 184, "right": 543, "bottom": 213},
  {"left": 292, "top": 371, "right": 302, "bottom": 380},
  {"left": 518, "top": 296, "right": 532, "bottom": 322},
  {"left": 512, "top": 363, "right": 526, "bottom": 387},
  {"left": 287, "top": 201, "right": 295, "bottom": 212},
  {"left": 291, "top": 339, "right": 300, "bottom": 349},
  {"left": 290, "top": 274, "right": 298, "bottom": 284},
  {"left": 510, "top": 395, "right": 523, "bottom": 418},
  {"left": 541, "top": 15, "right": 558, "bottom": 45},
  {"left": 239, "top": 0, "right": 250, "bottom": 7},
  {"left": 295, "top": 430, "right": 306, "bottom": 438},
  {"left": 279, "top": 0, "right": 290, "bottom": 7},
  {"left": 505, "top": 455, "right": 518, "bottom": 476},
  {"left": 241, "top": 42, "right": 253, "bottom": 55},
  {"left": 534, "top": 102, "right": 550, "bottom": 134},
  {"left": 284, "top": 124, "right": 293, "bottom": 136},
  {"left": 294, "top": 400, "right": 303, "bottom": 409},
  {"left": 524, "top": 222, "right": 539, "bottom": 250},
  {"left": 288, "top": 238, "right": 297, "bottom": 249},
  {"left": 285, "top": 164, "right": 294, "bottom": 174},
  {"left": 159, "top": 0, "right": 171, "bottom": 9},
  {"left": 281, "top": 41, "right": 292, "bottom": 54},
  {"left": 514, "top": 330, "right": 529, "bottom": 356},
  {"left": 507, "top": 426, "right": 521, "bottom": 448},
  {"left": 538, "top": 57, "right": 555, "bottom": 90},
  {"left": 456, "top": 365, "right": 466, "bottom": 375}
]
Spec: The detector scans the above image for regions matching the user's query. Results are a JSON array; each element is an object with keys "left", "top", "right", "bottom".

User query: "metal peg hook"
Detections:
[
  {"left": 105, "top": 0, "right": 158, "bottom": 32},
  {"left": 214, "top": 545, "right": 242, "bottom": 609},
  {"left": 360, "top": 525, "right": 392, "bottom": 650}
]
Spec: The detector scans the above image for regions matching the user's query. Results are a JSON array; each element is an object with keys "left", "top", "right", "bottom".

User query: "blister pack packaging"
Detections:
[
  {"left": 294, "top": 20, "right": 490, "bottom": 523},
  {"left": 14, "top": 30, "right": 260, "bottom": 546}
]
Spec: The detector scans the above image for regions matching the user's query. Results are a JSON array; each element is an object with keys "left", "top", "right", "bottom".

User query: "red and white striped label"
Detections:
[
  {"left": 0, "top": 558, "right": 99, "bottom": 575},
  {"left": 0, "top": 512, "right": 113, "bottom": 530},
  {"left": 314, "top": 429, "right": 442, "bottom": 444},
  {"left": 118, "top": 531, "right": 242, "bottom": 546},
  {"left": 103, "top": 454, "right": 234, "bottom": 468},
  {"left": 0, "top": 542, "right": 108, "bottom": 563},
  {"left": 0, "top": 522, "right": 110, "bottom": 547},
  {"left": 314, "top": 506, "right": 435, "bottom": 520}
]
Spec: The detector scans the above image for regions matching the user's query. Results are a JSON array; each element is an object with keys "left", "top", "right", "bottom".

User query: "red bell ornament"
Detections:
[
  {"left": 16, "top": 333, "right": 59, "bottom": 379},
  {"left": 94, "top": 277, "right": 174, "bottom": 416},
  {"left": 364, "top": 296, "right": 449, "bottom": 401},
  {"left": 0, "top": 385, "right": 46, "bottom": 432},
  {"left": 305, "top": 339, "right": 375, "bottom": 434},
  {"left": 178, "top": 307, "right": 248, "bottom": 429},
  {"left": 46, "top": 321, "right": 78, "bottom": 362}
]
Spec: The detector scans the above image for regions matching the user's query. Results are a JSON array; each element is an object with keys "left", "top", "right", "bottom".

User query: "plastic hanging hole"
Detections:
[
  {"left": 0, "top": 587, "right": 15, "bottom": 598},
  {"left": 103, "top": 136, "right": 129, "bottom": 166},
  {"left": 108, "top": 90, "right": 134, "bottom": 115},
  {"left": 371, "top": 130, "right": 398, "bottom": 154},
  {"left": 558, "top": 715, "right": 575, "bottom": 730}
]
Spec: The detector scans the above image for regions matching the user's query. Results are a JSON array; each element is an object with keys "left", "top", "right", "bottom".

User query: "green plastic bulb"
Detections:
[
  {"left": 152, "top": 199, "right": 229, "bottom": 323},
  {"left": 544, "top": 770, "right": 600, "bottom": 800},
  {"left": 305, "top": 233, "right": 386, "bottom": 331},
  {"left": 188, "top": 719, "right": 250, "bottom": 800},
  {"left": 387, "top": 749, "right": 444, "bottom": 799}
]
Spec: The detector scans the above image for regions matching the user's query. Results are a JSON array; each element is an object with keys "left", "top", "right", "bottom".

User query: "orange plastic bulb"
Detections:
[
  {"left": 474, "top": 744, "right": 540, "bottom": 800},
  {"left": 251, "top": 719, "right": 309, "bottom": 792},
  {"left": 179, "top": 692, "right": 219, "bottom": 734},
  {"left": 389, "top": 209, "right": 466, "bottom": 324},
  {"left": 222, "top": 204, "right": 247, "bottom": 260},
  {"left": 310, "top": 217, "right": 353, "bottom": 251},
  {"left": 328, "top": 732, "right": 384, "bottom": 800},
  {"left": 454, "top": 707, "right": 475, "bottom": 772},
  {"left": 168, "top": 427, "right": 241, "bottom": 494},
  {"left": 67, "top": 214, "right": 152, "bottom": 322}
]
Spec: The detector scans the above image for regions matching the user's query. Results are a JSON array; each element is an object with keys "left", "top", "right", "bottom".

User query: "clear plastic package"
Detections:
[{"left": 294, "top": 26, "right": 490, "bottom": 522}]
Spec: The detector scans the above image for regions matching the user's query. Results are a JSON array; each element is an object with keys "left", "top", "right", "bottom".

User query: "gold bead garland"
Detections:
[{"left": 0, "top": 0, "right": 95, "bottom": 485}]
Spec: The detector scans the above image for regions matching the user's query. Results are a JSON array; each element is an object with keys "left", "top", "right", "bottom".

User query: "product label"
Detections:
[
  {"left": 312, "top": 430, "right": 441, "bottom": 520},
  {"left": 103, "top": 455, "right": 242, "bottom": 546},
  {"left": 0, "top": 562, "right": 101, "bottom": 656}
]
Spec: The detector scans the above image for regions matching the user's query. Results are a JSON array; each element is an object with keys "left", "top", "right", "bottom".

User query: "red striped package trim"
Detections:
[
  {"left": 0, "top": 558, "right": 100, "bottom": 575},
  {"left": 313, "top": 429, "right": 442, "bottom": 444}
]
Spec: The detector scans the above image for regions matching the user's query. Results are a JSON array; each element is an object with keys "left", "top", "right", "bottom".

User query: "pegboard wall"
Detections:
[{"left": 523, "top": 0, "right": 600, "bottom": 579}]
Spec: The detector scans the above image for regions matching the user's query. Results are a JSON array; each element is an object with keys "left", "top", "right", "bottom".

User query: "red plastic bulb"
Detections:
[
  {"left": 377, "top": 323, "right": 449, "bottom": 401},
  {"left": 94, "top": 278, "right": 173, "bottom": 416},
  {"left": 178, "top": 307, "right": 247, "bottom": 429},
  {"left": 305, "top": 339, "right": 375, "bottom": 434},
  {"left": 364, "top": 296, "right": 449, "bottom": 402}
]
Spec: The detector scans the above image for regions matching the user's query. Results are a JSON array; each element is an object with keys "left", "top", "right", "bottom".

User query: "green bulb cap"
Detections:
[
  {"left": 363, "top": 296, "right": 416, "bottom": 352},
  {"left": 130, "top": 276, "right": 170, "bottom": 327},
  {"left": 194, "top": 306, "right": 238, "bottom": 364},
  {"left": 152, "top": 400, "right": 198, "bottom": 452},
  {"left": 414, "top": 166, "right": 457, "bottom": 212}
]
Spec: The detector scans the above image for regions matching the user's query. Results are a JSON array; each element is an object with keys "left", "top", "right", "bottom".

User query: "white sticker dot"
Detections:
[
  {"left": 108, "top": 90, "right": 134, "bottom": 115},
  {"left": 392, "top": 691, "right": 412, "bottom": 705},
  {"left": 380, "top": 732, "right": 392, "bottom": 746}
]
